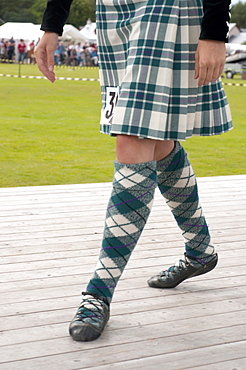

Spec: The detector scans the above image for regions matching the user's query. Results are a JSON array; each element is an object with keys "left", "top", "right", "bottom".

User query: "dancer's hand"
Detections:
[
  {"left": 195, "top": 40, "right": 226, "bottom": 87},
  {"left": 35, "top": 32, "right": 58, "bottom": 83}
]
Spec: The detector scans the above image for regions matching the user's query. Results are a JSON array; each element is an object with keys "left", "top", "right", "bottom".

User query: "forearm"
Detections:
[
  {"left": 41, "top": 0, "right": 74, "bottom": 36},
  {"left": 200, "top": 0, "right": 231, "bottom": 42}
]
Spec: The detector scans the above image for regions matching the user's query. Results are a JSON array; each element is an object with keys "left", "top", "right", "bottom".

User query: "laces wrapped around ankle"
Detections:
[
  {"left": 160, "top": 258, "right": 189, "bottom": 281},
  {"left": 75, "top": 293, "right": 108, "bottom": 323}
]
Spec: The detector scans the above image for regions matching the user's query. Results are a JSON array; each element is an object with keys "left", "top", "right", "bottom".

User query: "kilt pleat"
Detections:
[{"left": 97, "top": 0, "right": 232, "bottom": 140}]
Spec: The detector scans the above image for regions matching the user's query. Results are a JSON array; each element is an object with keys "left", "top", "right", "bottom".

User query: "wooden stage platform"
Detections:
[{"left": 0, "top": 175, "right": 246, "bottom": 369}]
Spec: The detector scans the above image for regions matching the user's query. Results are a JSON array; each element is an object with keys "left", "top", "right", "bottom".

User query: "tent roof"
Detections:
[
  {"left": 0, "top": 22, "right": 87, "bottom": 44},
  {"left": 80, "top": 22, "right": 96, "bottom": 43},
  {"left": 0, "top": 22, "right": 43, "bottom": 42},
  {"left": 61, "top": 24, "right": 87, "bottom": 43}
]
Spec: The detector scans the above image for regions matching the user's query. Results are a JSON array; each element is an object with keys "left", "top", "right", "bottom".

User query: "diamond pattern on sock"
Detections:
[
  {"left": 95, "top": 257, "right": 122, "bottom": 279},
  {"left": 157, "top": 142, "right": 215, "bottom": 263},
  {"left": 105, "top": 214, "right": 139, "bottom": 237},
  {"left": 86, "top": 160, "right": 157, "bottom": 303},
  {"left": 114, "top": 168, "right": 146, "bottom": 188}
]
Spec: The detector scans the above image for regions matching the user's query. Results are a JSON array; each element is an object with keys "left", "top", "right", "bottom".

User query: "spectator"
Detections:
[
  {"left": 7, "top": 37, "right": 15, "bottom": 62},
  {"left": 84, "top": 45, "right": 92, "bottom": 66},
  {"left": 90, "top": 46, "right": 98, "bottom": 66},
  {"left": 1, "top": 36, "right": 98, "bottom": 66},
  {"left": 57, "top": 41, "right": 66, "bottom": 64},
  {"left": 27, "top": 40, "right": 35, "bottom": 64},
  {"left": 18, "top": 39, "right": 27, "bottom": 63},
  {"left": 75, "top": 42, "right": 83, "bottom": 65},
  {"left": 70, "top": 47, "right": 77, "bottom": 66},
  {"left": 0, "top": 38, "right": 6, "bottom": 61},
  {"left": 67, "top": 42, "right": 77, "bottom": 65},
  {"left": 54, "top": 45, "right": 61, "bottom": 65},
  {"left": 78, "top": 47, "right": 86, "bottom": 66}
]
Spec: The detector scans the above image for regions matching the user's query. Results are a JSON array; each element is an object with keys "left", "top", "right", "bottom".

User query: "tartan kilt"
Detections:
[{"left": 97, "top": 0, "right": 232, "bottom": 141}]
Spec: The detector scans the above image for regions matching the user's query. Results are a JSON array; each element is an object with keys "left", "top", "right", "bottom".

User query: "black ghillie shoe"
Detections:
[
  {"left": 69, "top": 292, "right": 110, "bottom": 342},
  {"left": 148, "top": 253, "right": 218, "bottom": 289}
]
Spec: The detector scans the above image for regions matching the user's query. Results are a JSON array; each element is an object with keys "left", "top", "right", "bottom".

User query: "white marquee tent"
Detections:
[
  {"left": 80, "top": 22, "right": 97, "bottom": 43},
  {"left": 0, "top": 22, "right": 88, "bottom": 45},
  {"left": 61, "top": 24, "right": 87, "bottom": 43},
  {"left": 0, "top": 22, "right": 43, "bottom": 43}
]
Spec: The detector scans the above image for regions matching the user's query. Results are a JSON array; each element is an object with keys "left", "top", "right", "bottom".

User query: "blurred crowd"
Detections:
[
  {"left": 0, "top": 37, "right": 98, "bottom": 66},
  {"left": 54, "top": 41, "right": 98, "bottom": 66},
  {"left": 0, "top": 37, "right": 37, "bottom": 63}
]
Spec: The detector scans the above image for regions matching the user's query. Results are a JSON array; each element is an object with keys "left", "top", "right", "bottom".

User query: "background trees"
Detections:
[
  {"left": 0, "top": 0, "right": 246, "bottom": 29},
  {"left": 0, "top": 0, "right": 96, "bottom": 27},
  {"left": 231, "top": 1, "right": 246, "bottom": 28},
  {"left": 67, "top": 0, "right": 96, "bottom": 28}
]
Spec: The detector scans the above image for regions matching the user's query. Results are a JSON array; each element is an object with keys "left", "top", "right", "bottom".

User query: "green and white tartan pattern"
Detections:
[
  {"left": 157, "top": 142, "right": 214, "bottom": 261},
  {"left": 87, "top": 160, "right": 157, "bottom": 302},
  {"left": 97, "top": 0, "right": 232, "bottom": 140}
]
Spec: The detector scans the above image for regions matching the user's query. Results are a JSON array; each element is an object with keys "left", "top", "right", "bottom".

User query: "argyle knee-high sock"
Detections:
[
  {"left": 157, "top": 142, "right": 215, "bottom": 266},
  {"left": 86, "top": 160, "right": 157, "bottom": 303}
]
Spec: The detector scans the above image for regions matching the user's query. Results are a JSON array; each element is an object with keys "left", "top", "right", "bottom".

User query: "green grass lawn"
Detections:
[
  {"left": 0, "top": 64, "right": 245, "bottom": 187},
  {"left": 0, "top": 63, "right": 99, "bottom": 79}
]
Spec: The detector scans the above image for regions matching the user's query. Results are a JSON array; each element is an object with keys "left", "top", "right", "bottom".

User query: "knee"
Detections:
[
  {"left": 154, "top": 140, "right": 175, "bottom": 161},
  {"left": 116, "top": 135, "right": 156, "bottom": 164}
]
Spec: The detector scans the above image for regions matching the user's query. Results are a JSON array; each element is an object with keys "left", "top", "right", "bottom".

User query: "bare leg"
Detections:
[{"left": 116, "top": 135, "right": 174, "bottom": 164}]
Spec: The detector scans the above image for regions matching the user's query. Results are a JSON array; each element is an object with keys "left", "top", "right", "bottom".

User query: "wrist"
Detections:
[{"left": 199, "top": 39, "right": 225, "bottom": 44}]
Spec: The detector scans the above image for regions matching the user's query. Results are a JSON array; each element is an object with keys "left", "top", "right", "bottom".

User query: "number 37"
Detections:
[{"left": 103, "top": 87, "right": 119, "bottom": 124}]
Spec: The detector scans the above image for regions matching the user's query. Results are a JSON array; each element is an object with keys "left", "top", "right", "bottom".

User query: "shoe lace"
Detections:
[
  {"left": 160, "top": 257, "right": 189, "bottom": 281},
  {"left": 75, "top": 292, "right": 108, "bottom": 323}
]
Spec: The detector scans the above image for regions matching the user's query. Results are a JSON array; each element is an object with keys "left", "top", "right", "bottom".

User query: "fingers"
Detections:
[
  {"left": 194, "top": 52, "right": 199, "bottom": 80},
  {"left": 35, "top": 32, "right": 58, "bottom": 83},
  {"left": 35, "top": 48, "right": 55, "bottom": 83},
  {"left": 196, "top": 63, "right": 224, "bottom": 87},
  {"left": 196, "top": 64, "right": 222, "bottom": 87},
  {"left": 194, "top": 40, "right": 226, "bottom": 87}
]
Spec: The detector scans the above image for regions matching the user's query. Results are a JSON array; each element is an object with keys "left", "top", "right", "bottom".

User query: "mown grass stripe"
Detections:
[{"left": 0, "top": 74, "right": 100, "bottom": 81}]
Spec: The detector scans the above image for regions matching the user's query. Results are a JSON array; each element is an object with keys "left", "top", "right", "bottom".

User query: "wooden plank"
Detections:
[
  {"left": 0, "top": 175, "right": 245, "bottom": 369},
  {"left": 0, "top": 175, "right": 244, "bottom": 199},
  {"left": 1, "top": 246, "right": 245, "bottom": 276},
  {"left": 0, "top": 192, "right": 245, "bottom": 210},
  {"left": 0, "top": 240, "right": 245, "bottom": 264},
  {"left": 0, "top": 254, "right": 245, "bottom": 285},
  {"left": 0, "top": 268, "right": 245, "bottom": 306},
  {"left": 1, "top": 240, "right": 245, "bottom": 265},
  {"left": 0, "top": 342, "right": 245, "bottom": 370},
  {"left": 0, "top": 225, "right": 245, "bottom": 247},
  {"left": 81, "top": 342, "right": 246, "bottom": 370},
  {"left": 0, "top": 322, "right": 245, "bottom": 367},
  {"left": 0, "top": 245, "right": 245, "bottom": 274},
  {"left": 0, "top": 258, "right": 244, "bottom": 295},
  {"left": 0, "top": 199, "right": 245, "bottom": 217},
  {"left": 1, "top": 297, "right": 246, "bottom": 345},
  {"left": 1, "top": 290, "right": 245, "bottom": 332},
  {"left": 188, "top": 357, "right": 246, "bottom": 370},
  {"left": 1, "top": 215, "right": 246, "bottom": 237},
  {"left": 0, "top": 305, "right": 246, "bottom": 360},
  {"left": 0, "top": 281, "right": 245, "bottom": 321}
]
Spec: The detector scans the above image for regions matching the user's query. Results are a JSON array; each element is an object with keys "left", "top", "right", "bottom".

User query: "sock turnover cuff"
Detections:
[
  {"left": 113, "top": 160, "right": 157, "bottom": 190},
  {"left": 157, "top": 141, "right": 186, "bottom": 172}
]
